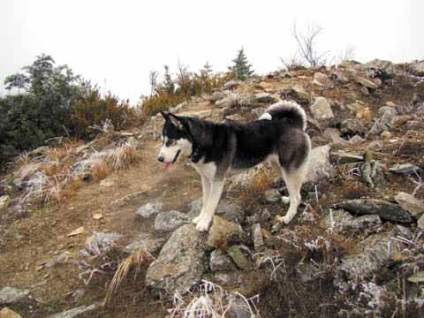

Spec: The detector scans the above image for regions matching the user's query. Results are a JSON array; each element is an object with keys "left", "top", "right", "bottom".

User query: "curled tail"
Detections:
[{"left": 258, "top": 100, "right": 307, "bottom": 131}]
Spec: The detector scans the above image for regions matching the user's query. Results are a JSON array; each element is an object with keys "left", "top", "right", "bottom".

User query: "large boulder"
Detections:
[
  {"left": 305, "top": 145, "right": 337, "bottom": 183},
  {"left": 145, "top": 224, "right": 206, "bottom": 294},
  {"left": 310, "top": 97, "right": 334, "bottom": 120}
]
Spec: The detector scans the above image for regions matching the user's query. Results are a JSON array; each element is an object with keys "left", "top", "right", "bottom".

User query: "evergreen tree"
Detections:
[{"left": 228, "top": 47, "right": 254, "bottom": 80}]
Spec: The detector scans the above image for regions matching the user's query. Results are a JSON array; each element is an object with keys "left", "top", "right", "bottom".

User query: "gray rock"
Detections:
[
  {"left": 340, "top": 119, "right": 368, "bottom": 136},
  {"left": 417, "top": 214, "right": 424, "bottom": 230},
  {"left": 154, "top": 210, "right": 190, "bottom": 232},
  {"left": 226, "top": 245, "right": 251, "bottom": 270},
  {"left": 48, "top": 304, "right": 98, "bottom": 318},
  {"left": 145, "top": 224, "right": 206, "bottom": 294},
  {"left": 0, "top": 195, "right": 10, "bottom": 211},
  {"left": 364, "top": 59, "right": 395, "bottom": 75},
  {"left": 323, "top": 210, "right": 381, "bottom": 235},
  {"left": 210, "top": 91, "right": 226, "bottom": 104},
  {"left": 124, "top": 233, "right": 166, "bottom": 255},
  {"left": 0, "top": 287, "right": 30, "bottom": 304},
  {"left": 331, "top": 72, "right": 350, "bottom": 84},
  {"left": 305, "top": 145, "right": 337, "bottom": 183},
  {"left": 330, "top": 151, "right": 364, "bottom": 164},
  {"left": 251, "top": 223, "right": 264, "bottom": 252},
  {"left": 322, "top": 209, "right": 354, "bottom": 232},
  {"left": 322, "top": 128, "right": 347, "bottom": 145},
  {"left": 254, "top": 92, "right": 276, "bottom": 103},
  {"left": 348, "top": 215, "right": 382, "bottom": 232},
  {"left": 210, "top": 249, "right": 235, "bottom": 272},
  {"left": 409, "top": 60, "right": 424, "bottom": 76},
  {"left": 213, "top": 272, "right": 243, "bottom": 286},
  {"left": 310, "top": 97, "right": 334, "bottom": 120},
  {"left": 291, "top": 85, "right": 310, "bottom": 102},
  {"left": 136, "top": 202, "right": 162, "bottom": 218},
  {"left": 407, "top": 271, "right": 424, "bottom": 283},
  {"left": 335, "top": 199, "right": 414, "bottom": 223},
  {"left": 337, "top": 231, "right": 398, "bottom": 282},
  {"left": 224, "top": 80, "right": 242, "bottom": 90},
  {"left": 312, "top": 72, "right": 334, "bottom": 88},
  {"left": 355, "top": 76, "right": 379, "bottom": 89},
  {"left": 214, "top": 97, "right": 231, "bottom": 108},
  {"left": 394, "top": 192, "right": 424, "bottom": 218},
  {"left": 188, "top": 198, "right": 244, "bottom": 223},
  {"left": 348, "top": 135, "right": 365, "bottom": 144},
  {"left": 389, "top": 163, "right": 421, "bottom": 175}
]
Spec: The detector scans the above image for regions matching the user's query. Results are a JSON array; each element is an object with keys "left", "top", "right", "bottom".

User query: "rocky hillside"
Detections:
[{"left": 1, "top": 59, "right": 424, "bottom": 317}]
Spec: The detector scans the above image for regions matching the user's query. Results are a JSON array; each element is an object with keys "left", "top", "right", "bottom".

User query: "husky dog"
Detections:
[{"left": 158, "top": 101, "right": 311, "bottom": 231}]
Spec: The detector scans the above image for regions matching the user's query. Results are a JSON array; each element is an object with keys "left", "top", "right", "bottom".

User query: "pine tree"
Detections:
[{"left": 228, "top": 47, "right": 254, "bottom": 80}]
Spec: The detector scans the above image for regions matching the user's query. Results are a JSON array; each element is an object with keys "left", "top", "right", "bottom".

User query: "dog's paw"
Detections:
[
  {"left": 192, "top": 215, "right": 201, "bottom": 225},
  {"left": 195, "top": 218, "right": 211, "bottom": 232}
]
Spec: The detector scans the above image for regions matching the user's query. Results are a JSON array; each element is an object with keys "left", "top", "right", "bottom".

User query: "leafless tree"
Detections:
[
  {"left": 292, "top": 23, "right": 327, "bottom": 68},
  {"left": 149, "top": 71, "right": 158, "bottom": 98}
]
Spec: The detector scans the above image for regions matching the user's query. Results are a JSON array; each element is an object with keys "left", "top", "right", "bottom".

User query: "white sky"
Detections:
[{"left": 0, "top": 0, "right": 423, "bottom": 104}]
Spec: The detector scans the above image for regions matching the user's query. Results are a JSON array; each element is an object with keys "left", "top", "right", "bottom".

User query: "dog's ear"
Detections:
[
  {"left": 159, "top": 110, "right": 169, "bottom": 120},
  {"left": 168, "top": 113, "right": 185, "bottom": 130}
]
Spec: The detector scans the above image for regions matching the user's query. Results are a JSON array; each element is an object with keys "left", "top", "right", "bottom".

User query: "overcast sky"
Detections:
[{"left": 0, "top": 0, "right": 423, "bottom": 103}]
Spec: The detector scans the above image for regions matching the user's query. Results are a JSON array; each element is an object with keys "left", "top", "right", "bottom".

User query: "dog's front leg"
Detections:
[
  {"left": 192, "top": 175, "right": 211, "bottom": 225},
  {"left": 195, "top": 179, "right": 225, "bottom": 231}
]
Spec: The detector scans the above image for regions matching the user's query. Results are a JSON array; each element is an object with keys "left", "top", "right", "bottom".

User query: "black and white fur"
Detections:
[{"left": 158, "top": 101, "right": 311, "bottom": 231}]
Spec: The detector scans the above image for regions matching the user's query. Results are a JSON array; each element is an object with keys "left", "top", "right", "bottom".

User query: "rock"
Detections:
[
  {"left": 330, "top": 151, "right": 364, "bottom": 164},
  {"left": 209, "top": 249, "right": 235, "bottom": 272},
  {"left": 337, "top": 231, "right": 400, "bottom": 283},
  {"left": 409, "top": 60, "right": 424, "bottom": 76},
  {"left": 251, "top": 224, "right": 264, "bottom": 252},
  {"left": 83, "top": 232, "right": 123, "bottom": 256},
  {"left": 335, "top": 199, "right": 414, "bottom": 223},
  {"left": 0, "top": 195, "right": 11, "bottom": 211},
  {"left": 225, "top": 114, "right": 244, "bottom": 121},
  {"left": 0, "top": 287, "right": 30, "bottom": 304},
  {"left": 207, "top": 216, "right": 244, "bottom": 249},
  {"left": 124, "top": 233, "right": 166, "bottom": 255},
  {"left": 265, "top": 188, "right": 281, "bottom": 203},
  {"left": 291, "top": 85, "right": 310, "bottom": 102},
  {"left": 213, "top": 272, "right": 243, "bottom": 286},
  {"left": 389, "top": 163, "right": 421, "bottom": 175},
  {"left": 407, "top": 271, "right": 424, "bottom": 283},
  {"left": 135, "top": 202, "right": 162, "bottom": 218},
  {"left": 257, "top": 81, "right": 274, "bottom": 91},
  {"left": 348, "top": 135, "right": 365, "bottom": 144},
  {"left": 224, "top": 80, "right": 242, "bottom": 90},
  {"left": 44, "top": 251, "right": 72, "bottom": 268},
  {"left": 380, "top": 131, "right": 392, "bottom": 139},
  {"left": 305, "top": 145, "right": 337, "bottom": 183},
  {"left": 312, "top": 72, "right": 334, "bottom": 88},
  {"left": 47, "top": 304, "right": 98, "bottom": 318},
  {"left": 216, "top": 200, "right": 245, "bottom": 223},
  {"left": 209, "top": 91, "right": 227, "bottom": 104},
  {"left": 145, "top": 224, "right": 206, "bottom": 294},
  {"left": 310, "top": 97, "right": 334, "bottom": 120},
  {"left": 322, "top": 128, "right": 347, "bottom": 145},
  {"left": 0, "top": 307, "right": 21, "bottom": 318},
  {"left": 355, "top": 76, "right": 379, "bottom": 89},
  {"left": 394, "top": 192, "right": 424, "bottom": 218},
  {"left": 254, "top": 92, "right": 276, "bottom": 103},
  {"left": 331, "top": 72, "right": 350, "bottom": 84},
  {"left": 322, "top": 209, "right": 354, "bottom": 232},
  {"left": 340, "top": 119, "right": 368, "bottom": 136},
  {"left": 348, "top": 215, "right": 382, "bottom": 233},
  {"left": 418, "top": 214, "right": 424, "bottom": 230},
  {"left": 226, "top": 245, "right": 251, "bottom": 270},
  {"left": 214, "top": 97, "right": 231, "bottom": 108},
  {"left": 364, "top": 59, "right": 395, "bottom": 75},
  {"left": 323, "top": 210, "right": 381, "bottom": 234},
  {"left": 154, "top": 210, "right": 190, "bottom": 232}
]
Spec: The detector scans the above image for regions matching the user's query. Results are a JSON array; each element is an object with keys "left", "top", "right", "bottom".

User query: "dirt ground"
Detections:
[{"left": 0, "top": 139, "right": 202, "bottom": 317}]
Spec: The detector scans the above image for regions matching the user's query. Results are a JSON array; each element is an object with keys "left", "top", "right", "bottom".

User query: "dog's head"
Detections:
[{"left": 157, "top": 111, "right": 193, "bottom": 169}]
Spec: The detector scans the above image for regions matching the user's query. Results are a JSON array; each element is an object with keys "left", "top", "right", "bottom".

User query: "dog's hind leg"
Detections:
[
  {"left": 278, "top": 165, "right": 307, "bottom": 224},
  {"left": 195, "top": 180, "right": 225, "bottom": 231},
  {"left": 192, "top": 175, "right": 211, "bottom": 225}
]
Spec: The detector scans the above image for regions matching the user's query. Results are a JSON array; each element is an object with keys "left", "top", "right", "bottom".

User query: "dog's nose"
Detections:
[{"left": 158, "top": 156, "right": 165, "bottom": 162}]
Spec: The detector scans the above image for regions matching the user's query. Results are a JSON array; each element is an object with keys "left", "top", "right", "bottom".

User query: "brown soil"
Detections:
[{"left": 0, "top": 139, "right": 202, "bottom": 317}]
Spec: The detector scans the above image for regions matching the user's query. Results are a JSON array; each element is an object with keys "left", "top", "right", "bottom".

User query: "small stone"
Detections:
[
  {"left": 0, "top": 195, "right": 11, "bottom": 211},
  {"left": 254, "top": 92, "right": 276, "bottom": 103},
  {"left": 330, "top": 151, "right": 364, "bottom": 164},
  {"left": 251, "top": 224, "right": 264, "bottom": 252},
  {"left": 47, "top": 304, "right": 98, "bottom": 318},
  {"left": 407, "top": 271, "right": 424, "bottom": 283},
  {"left": 210, "top": 91, "right": 226, "bottom": 104},
  {"left": 389, "top": 163, "right": 421, "bottom": 175},
  {"left": 310, "top": 97, "right": 334, "bottom": 120},
  {"left": 0, "top": 307, "right": 22, "bottom": 318},
  {"left": 355, "top": 76, "right": 379, "bottom": 89},
  {"left": 380, "top": 131, "right": 392, "bottom": 139},
  {"left": 67, "top": 227, "right": 85, "bottom": 237},
  {"left": 136, "top": 202, "right": 162, "bottom": 218},
  {"left": 340, "top": 119, "right": 368, "bottom": 136},
  {"left": 257, "top": 81, "right": 274, "bottom": 91},
  {"left": 312, "top": 72, "right": 334, "bottom": 88},
  {"left": 394, "top": 192, "right": 424, "bottom": 218},
  {"left": 226, "top": 245, "right": 251, "bottom": 270},
  {"left": 207, "top": 216, "right": 244, "bottom": 249},
  {"left": 124, "top": 233, "right": 166, "bottom": 255},
  {"left": 154, "top": 210, "right": 190, "bottom": 232},
  {"left": 209, "top": 249, "right": 235, "bottom": 272},
  {"left": 0, "top": 287, "right": 30, "bottom": 304},
  {"left": 418, "top": 214, "right": 424, "bottom": 230},
  {"left": 291, "top": 85, "right": 310, "bottom": 102},
  {"left": 92, "top": 213, "right": 103, "bottom": 220}
]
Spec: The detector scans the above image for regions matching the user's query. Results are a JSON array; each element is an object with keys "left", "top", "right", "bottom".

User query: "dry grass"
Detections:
[
  {"left": 236, "top": 166, "right": 274, "bottom": 208},
  {"left": 169, "top": 280, "right": 261, "bottom": 318},
  {"left": 104, "top": 248, "right": 154, "bottom": 305}
]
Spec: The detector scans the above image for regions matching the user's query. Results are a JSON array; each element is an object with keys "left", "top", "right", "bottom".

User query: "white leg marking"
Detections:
[
  {"left": 192, "top": 175, "right": 211, "bottom": 225},
  {"left": 196, "top": 180, "right": 225, "bottom": 231}
]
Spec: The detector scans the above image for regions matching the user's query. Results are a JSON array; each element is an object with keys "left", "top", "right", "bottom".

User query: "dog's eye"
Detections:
[{"left": 166, "top": 139, "right": 175, "bottom": 147}]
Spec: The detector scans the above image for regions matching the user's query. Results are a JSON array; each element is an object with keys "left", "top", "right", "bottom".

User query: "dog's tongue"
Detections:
[{"left": 164, "top": 162, "right": 173, "bottom": 170}]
